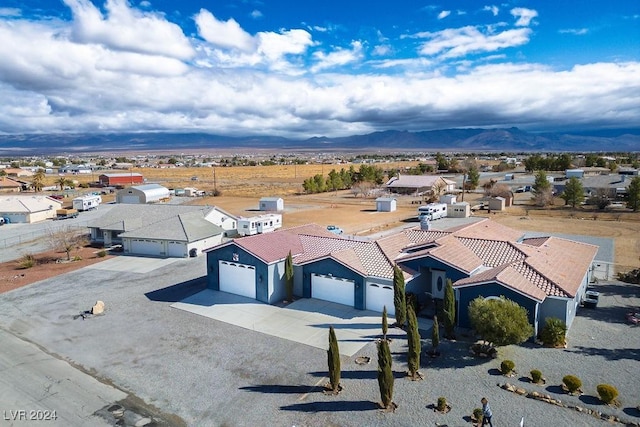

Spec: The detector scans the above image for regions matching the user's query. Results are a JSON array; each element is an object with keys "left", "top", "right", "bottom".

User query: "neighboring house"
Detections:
[
  {"left": 116, "top": 184, "right": 170, "bottom": 204},
  {"left": 0, "top": 177, "right": 22, "bottom": 193},
  {"left": 385, "top": 174, "right": 456, "bottom": 196},
  {"left": 206, "top": 206, "right": 238, "bottom": 237},
  {"left": 555, "top": 174, "right": 631, "bottom": 200},
  {"left": 205, "top": 218, "right": 598, "bottom": 336},
  {"left": 259, "top": 197, "right": 284, "bottom": 212},
  {"left": 3, "top": 168, "right": 34, "bottom": 178},
  {"left": 58, "top": 165, "right": 93, "bottom": 174},
  {"left": 0, "top": 195, "right": 63, "bottom": 223},
  {"left": 86, "top": 204, "right": 225, "bottom": 257},
  {"left": 376, "top": 197, "right": 397, "bottom": 212},
  {"left": 99, "top": 173, "right": 144, "bottom": 186}
]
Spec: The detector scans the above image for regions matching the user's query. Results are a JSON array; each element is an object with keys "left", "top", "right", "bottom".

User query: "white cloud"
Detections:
[
  {"left": 139, "top": 1, "right": 150, "bottom": 8},
  {"left": 483, "top": 5, "right": 499, "bottom": 17},
  {"left": 0, "top": 7, "right": 21, "bottom": 17},
  {"left": 195, "top": 9, "right": 256, "bottom": 52},
  {"left": 63, "top": 0, "right": 194, "bottom": 60},
  {"left": 438, "top": 10, "right": 451, "bottom": 20},
  {"left": 250, "top": 10, "right": 263, "bottom": 19},
  {"left": 559, "top": 28, "right": 588, "bottom": 35},
  {"left": 417, "top": 26, "right": 531, "bottom": 59},
  {"left": 511, "top": 7, "right": 538, "bottom": 27},
  {"left": 372, "top": 44, "right": 393, "bottom": 56},
  {"left": 311, "top": 41, "right": 364, "bottom": 73}
]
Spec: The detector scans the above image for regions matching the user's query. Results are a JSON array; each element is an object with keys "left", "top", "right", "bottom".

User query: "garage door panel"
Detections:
[
  {"left": 168, "top": 242, "right": 185, "bottom": 257},
  {"left": 219, "top": 261, "right": 256, "bottom": 299},
  {"left": 366, "top": 283, "right": 394, "bottom": 315},
  {"left": 311, "top": 274, "right": 354, "bottom": 306},
  {"left": 130, "top": 239, "right": 164, "bottom": 256}
]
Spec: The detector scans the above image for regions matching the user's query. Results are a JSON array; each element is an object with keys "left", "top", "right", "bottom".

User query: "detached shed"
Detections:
[
  {"left": 447, "top": 202, "right": 470, "bottom": 218},
  {"left": 375, "top": 197, "right": 397, "bottom": 212},
  {"left": 488, "top": 197, "right": 506, "bottom": 212},
  {"left": 116, "top": 184, "right": 169, "bottom": 204},
  {"left": 259, "top": 197, "right": 284, "bottom": 212}
]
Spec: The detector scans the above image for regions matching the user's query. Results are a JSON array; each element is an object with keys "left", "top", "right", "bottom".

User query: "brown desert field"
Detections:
[{"left": 45, "top": 162, "right": 640, "bottom": 274}]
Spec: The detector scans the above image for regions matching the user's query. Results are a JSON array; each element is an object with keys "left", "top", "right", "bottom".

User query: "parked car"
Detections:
[{"left": 326, "top": 225, "right": 343, "bottom": 235}]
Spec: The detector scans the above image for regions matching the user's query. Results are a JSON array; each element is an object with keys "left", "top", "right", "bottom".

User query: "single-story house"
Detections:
[
  {"left": 3, "top": 168, "right": 34, "bottom": 178},
  {"left": 0, "top": 177, "right": 22, "bottom": 193},
  {"left": 99, "top": 173, "right": 144, "bottom": 187},
  {"left": 554, "top": 174, "right": 631, "bottom": 200},
  {"left": 0, "top": 195, "right": 63, "bottom": 223},
  {"left": 385, "top": 174, "right": 456, "bottom": 196},
  {"left": 376, "top": 197, "right": 397, "bottom": 212},
  {"left": 259, "top": 197, "right": 284, "bottom": 212},
  {"left": 205, "top": 206, "right": 238, "bottom": 237},
  {"left": 116, "top": 184, "right": 170, "bottom": 204},
  {"left": 205, "top": 218, "right": 598, "bottom": 337},
  {"left": 86, "top": 204, "right": 225, "bottom": 257}
]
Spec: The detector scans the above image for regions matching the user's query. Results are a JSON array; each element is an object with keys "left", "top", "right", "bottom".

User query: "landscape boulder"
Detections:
[{"left": 91, "top": 300, "right": 105, "bottom": 315}]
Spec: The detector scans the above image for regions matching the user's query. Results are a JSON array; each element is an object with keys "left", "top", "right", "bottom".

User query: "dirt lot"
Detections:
[{"left": 0, "top": 246, "right": 113, "bottom": 294}]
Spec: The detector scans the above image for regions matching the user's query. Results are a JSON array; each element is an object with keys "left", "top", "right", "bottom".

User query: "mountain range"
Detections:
[{"left": 0, "top": 128, "right": 639, "bottom": 156}]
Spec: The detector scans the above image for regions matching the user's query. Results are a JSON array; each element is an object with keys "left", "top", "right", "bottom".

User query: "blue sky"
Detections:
[{"left": 0, "top": 0, "right": 638, "bottom": 138}]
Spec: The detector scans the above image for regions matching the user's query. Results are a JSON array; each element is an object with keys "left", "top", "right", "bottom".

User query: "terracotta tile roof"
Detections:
[
  {"left": 376, "top": 229, "right": 448, "bottom": 262},
  {"left": 456, "top": 238, "right": 526, "bottom": 267},
  {"left": 427, "top": 235, "right": 484, "bottom": 273},
  {"left": 450, "top": 218, "right": 524, "bottom": 242}
]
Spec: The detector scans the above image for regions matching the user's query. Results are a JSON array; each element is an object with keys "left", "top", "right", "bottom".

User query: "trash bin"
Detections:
[{"left": 189, "top": 248, "right": 198, "bottom": 257}]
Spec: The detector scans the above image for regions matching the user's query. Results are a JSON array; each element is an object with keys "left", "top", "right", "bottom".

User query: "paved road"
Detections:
[{"left": 0, "top": 328, "right": 125, "bottom": 426}]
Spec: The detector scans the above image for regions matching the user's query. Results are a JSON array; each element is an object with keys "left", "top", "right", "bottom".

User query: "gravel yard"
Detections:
[{"left": 0, "top": 255, "right": 638, "bottom": 427}]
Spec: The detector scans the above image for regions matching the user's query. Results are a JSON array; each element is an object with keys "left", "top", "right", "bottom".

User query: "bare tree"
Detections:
[{"left": 47, "top": 226, "right": 88, "bottom": 261}]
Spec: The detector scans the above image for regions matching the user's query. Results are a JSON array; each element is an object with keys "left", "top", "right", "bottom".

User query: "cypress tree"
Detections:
[
  {"left": 327, "top": 326, "right": 341, "bottom": 393},
  {"left": 284, "top": 251, "right": 294, "bottom": 302},
  {"left": 406, "top": 303, "right": 422, "bottom": 379},
  {"left": 443, "top": 279, "right": 456, "bottom": 339},
  {"left": 393, "top": 265, "right": 406, "bottom": 328},
  {"left": 382, "top": 306, "right": 388, "bottom": 341},
  {"left": 377, "top": 338, "right": 394, "bottom": 410},
  {"left": 431, "top": 315, "right": 440, "bottom": 353}
]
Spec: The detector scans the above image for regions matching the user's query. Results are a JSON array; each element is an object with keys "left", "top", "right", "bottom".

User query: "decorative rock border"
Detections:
[{"left": 499, "top": 382, "right": 639, "bottom": 426}]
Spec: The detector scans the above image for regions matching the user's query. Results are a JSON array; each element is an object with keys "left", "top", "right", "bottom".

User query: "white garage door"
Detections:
[
  {"left": 120, "top": 195, "right": 140, "bottom": 204},
  {"left": 311, "top": 274, "right": 355, "bottom": 307},
  {"left": 167, "top": 241, "right": 185, "bottom": 257},
  {"left": 366, "top": 283, "right": 395, "bottom": 315},
  {"left": 219, "top": 261, "right": 256, "bottom": 299},
  {"left": 130, "top": 239, "right": 164, "bottom": 256}
]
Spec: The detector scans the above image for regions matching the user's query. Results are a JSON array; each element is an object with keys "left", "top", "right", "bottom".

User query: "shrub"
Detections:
[
  {"left": 472, "top": 408, "right": 483, "bottom": 422},
  {"left": 18, "top": 254, "right": 36, "bottom": 269},
  {"left": 97, "top": 250, "right": 107, "bottom": 258},
  {"left": 72, "top": 255, "right": 82, "bottom": 261},
  {"left": 596, "top": 384, "right": 618, "bottom": 404},
  {"left": 500, "top": 360, "right": 515, "bottom": 375},
  {"left": 562, "top": 375, "right": 582, "bottom": 393},
  {"left": 540, "top": 317, "right": 567, "bottom": 347},
  {"left": 530, "top": 369, "right": 543, "bottom": 384},
  {"left": 436, "top": 397, "right": 447, "bottom": 412}
]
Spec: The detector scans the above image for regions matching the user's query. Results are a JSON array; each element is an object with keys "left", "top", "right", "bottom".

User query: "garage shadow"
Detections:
[
  {"left": 280, "top": 400, "right": 378, "bottom": 412},
  {"left": 145, "top": 277, "right": 207, "bottom": 303}
]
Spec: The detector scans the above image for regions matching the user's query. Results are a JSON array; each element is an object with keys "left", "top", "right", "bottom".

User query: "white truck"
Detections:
[
  {"left": 418, "top": 203, "right": 448, "bottom": 221},
  {"left": 72, "top": 194, "right": 101, "bottom": 211}
]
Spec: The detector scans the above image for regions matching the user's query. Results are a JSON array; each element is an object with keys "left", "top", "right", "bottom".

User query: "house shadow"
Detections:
[
  {"left": 359, "top": 209, "right": 377, "bottom": 212},
  {"left": 144, "top": 277, "right": 207, "bottom": 303},
  {"left": 240, "top": 384, "right": 324, "bottom": 394},
  {"left": 280, "top": 400, "right": 377, "bottom": 412}
]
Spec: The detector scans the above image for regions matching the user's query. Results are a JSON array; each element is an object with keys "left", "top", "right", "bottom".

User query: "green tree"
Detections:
[
  {"left": 626, "top": 176, "right": 640, "bottom": 212},
  {"left": 393, "top": 265, "right": 406, "bottom": 328},
  {"left": 466, "top": 166, "right": 480, "bottom": 191},
  {"left": 468, "top": 296, "right": 534, "bottom": 346},
  {"left": 377, "top": 338, "right": 394, "bottom": 410},
  {"left": 431, "top": 315, "right": 440, "bottom": 353},
  {"left": 327, "top": 326, "right": 341, "bottom": 393},
  {"left": 532, "top": 170, "right": 553, "bottom": 207},
  {"left": 406, "top": 304, "right": 421, "bottom": 379},
  {"left": 382, "top": 306, "right": 388, "bottom": 341},
  {"left": 55, "top": 176, "right": 71, "bottom": 191},
  {"left": 31, "top": 169, "right": 45, "bottom": 192},
  {"left": 561, "top": 177, "right": 585, "bottom": 208},
  {"left": 284, "top": 251, "right": 294, "bottom": 302},
  {"left": 443, "top": 279, "right": 456, "bottom": 339}
]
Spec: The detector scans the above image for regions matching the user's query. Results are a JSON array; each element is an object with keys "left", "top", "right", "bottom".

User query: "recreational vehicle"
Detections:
[
  {"left": 417, "top": 203, "right": 447, "bottom": 221},
  {"left": 72, "top": 194, "right": 101, "bottom": 211}
]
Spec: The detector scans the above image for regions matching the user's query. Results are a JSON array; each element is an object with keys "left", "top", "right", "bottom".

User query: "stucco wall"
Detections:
[{"left": 301, "top": 258, "right": 365, "bottom": 310}]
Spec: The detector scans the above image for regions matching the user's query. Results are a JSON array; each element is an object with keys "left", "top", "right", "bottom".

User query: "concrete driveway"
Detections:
[
  {"left": 172, "top": 290, "right": 433, "bottom": 357},
  {"left": 85, "top": 255, "right": 181, "bottom": 274}
]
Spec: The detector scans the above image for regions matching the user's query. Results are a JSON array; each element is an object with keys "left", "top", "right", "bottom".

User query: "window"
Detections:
[{"left": 437, "top": 277, "right": 443, "bottom": 292}]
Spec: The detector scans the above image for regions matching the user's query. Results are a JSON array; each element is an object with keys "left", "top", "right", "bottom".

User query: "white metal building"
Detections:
[
  {"left": 375, "top": 197, "right": 397, "bottom": 212},
  {"left": 116, "top": 184, "right": 169, "bottom": 204},
  {"left": 447, "top": 202, "right": 470, "bottom": 218}
]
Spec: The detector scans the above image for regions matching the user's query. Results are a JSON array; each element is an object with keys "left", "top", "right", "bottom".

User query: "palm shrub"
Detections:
[
  {"left": 500, "top": 360, "right": 515, "bottom": 375},
  {"left": 327, "top": 326, "right": 341, "bottom": 393},
  {"left": 596, "top": 384, "right": 619, "bottom": 404},
  {"left": 562, "top": 375, "right": 582, "bottom": 393},
  {"left": 530, "top": 369, "right": 543, "bottom": 384},
  {"left": 18, "top": 254, "right": 36, "bottom": 269},
  {"left": 540, "top": 317, "right": 567, "bottom": 347}
]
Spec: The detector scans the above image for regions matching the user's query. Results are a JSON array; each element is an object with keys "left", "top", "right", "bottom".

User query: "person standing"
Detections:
[{"left": 481, "top": 397, "right": 493, "bottom": 427}]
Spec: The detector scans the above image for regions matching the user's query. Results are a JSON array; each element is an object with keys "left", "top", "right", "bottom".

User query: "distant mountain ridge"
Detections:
[{"left": 0, "top": 127, "right": 638, "bottom": 155}]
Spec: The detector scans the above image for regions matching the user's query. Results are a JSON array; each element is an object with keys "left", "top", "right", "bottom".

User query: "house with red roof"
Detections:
[{"left": 204, "top": 218, "right": 598, "bottom": 336}]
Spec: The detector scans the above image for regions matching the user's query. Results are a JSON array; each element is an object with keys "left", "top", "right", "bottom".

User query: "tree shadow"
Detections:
[
  {"left": 545, "top": 385, "right": 565, "bottom": 395},
  {"left": 144, "top": 277, "right": 207, "bottom": 302},
  {"left": 280, "top": 400, "right": 377, "bottom": 412},
  {"left": 487, "top": 368, "right": 502, "bottom": 376},
  {"left": 240, "top": 384, "right": 323, "bottom": 394},
  {"left": 579, "top": 394, "right": 602, "bottom": 406},
  {"left": 622, "top": 407, "right": 640, "bottom": 418},
  {"left": 308, "top": 370, "right": 376, "bottom": 380},
  {"left": 564, "top": 346, "right": 640, "bottom": 362}
]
